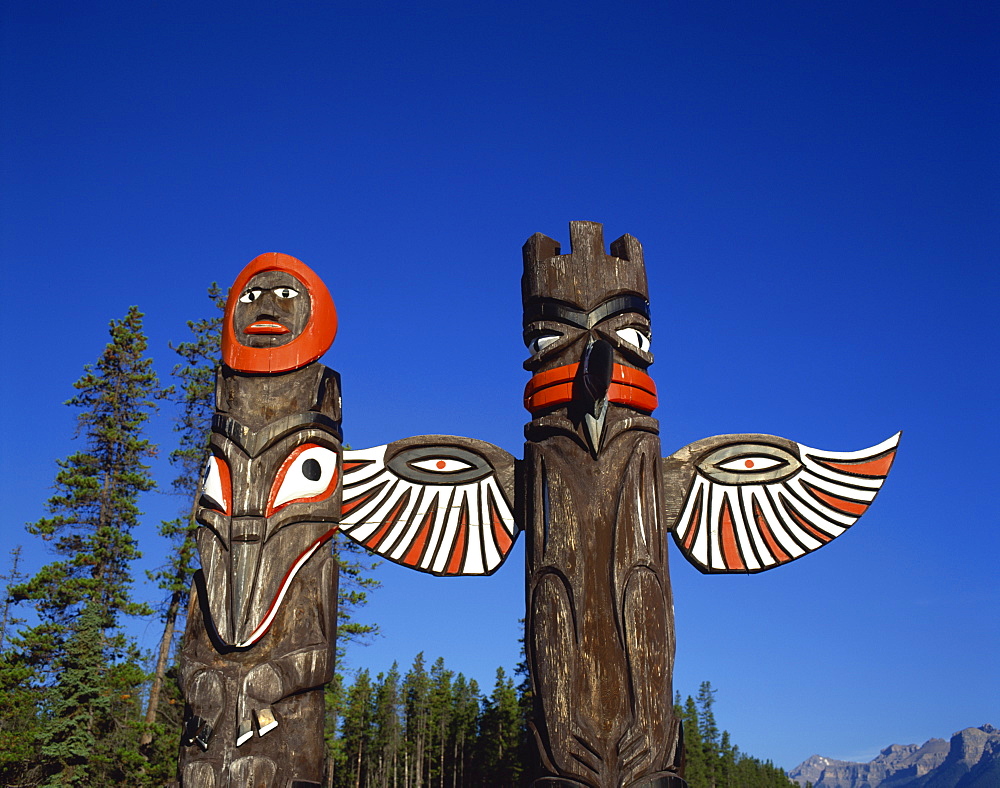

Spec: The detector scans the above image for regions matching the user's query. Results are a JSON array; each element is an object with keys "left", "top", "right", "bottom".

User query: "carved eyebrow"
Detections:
[{"left": 523, "top": 294, "right": 650, "bottom": 329}]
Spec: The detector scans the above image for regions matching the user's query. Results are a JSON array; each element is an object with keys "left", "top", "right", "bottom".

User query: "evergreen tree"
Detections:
[
  {"left": 340, "top": 668, "right": 375, "bottom": 788},
  {"left": 448, "top": 674, "right": 480, "bottom": 788},
  {"left": 477, "top": 667, "right": 522, "bottom": 787},
  {"left": 371, "top": 663, "right": 403, "bottom": 788},
  {"left": 142, "top": 282, "right": 225, "bottom": 760},
  {"left": 404, "top": 652, "right": 432, "bottom": 787},
  {"left": 11, "top": 306, "right": 160, "bottom": 786},
  {"left": 428, "top": 657, "right": 454, "bottom": 788}
]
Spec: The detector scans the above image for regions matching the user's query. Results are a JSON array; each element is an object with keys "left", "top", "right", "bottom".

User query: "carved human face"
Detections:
[{"left": 233, "top": 271, "right": 312, "bottom": 349}]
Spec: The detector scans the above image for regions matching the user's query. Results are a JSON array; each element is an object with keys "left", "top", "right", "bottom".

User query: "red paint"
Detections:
[
  {"left": 813, "top": 449, "right": 896, "bottom": 478},
  {"left": 436, "top": 460, "right": 446, "bottom": 469},
  {"left": 682, "top": 487, "right": 703, "bottom": 551},
  {"left": 719, "top": 497, "right": 745, "bottom": 571},
  {"left": 745, "top": 459, "right": 755, "bottom": 468},
  {"left": 266, "top": 444, "right": 338, "bottom": 516},
  {"left": 445, "top": 499, "right": 469, "bottom": 574},
  {"left": 245, "top": 321, "right": 290, "bottom": 335},
  {"left": 752, "top": 497, "right": 790, "bottom": 563},
  {"left": 802, "top": 481, "right": 869, "bottom": 516},
  {"left": 341, "top": 480, "right": 387, "bottom": 516},
  {"left": 402, "top": 507, "right": 436, "bottom": 567},
  {"left": 364, "top": 491, "right": 411, "bottom": 550},
  {"left": 489, "top": 490, "right": 513, "bottom": 554},
  {"left": 781, "top": 497, "right": 834, "bottom": 543},
  {"left": 223, "top": 252, "right": 338, "bottom": 373},
  {"left": 523, "top": 362, "right": 658, "bottom": 413}
]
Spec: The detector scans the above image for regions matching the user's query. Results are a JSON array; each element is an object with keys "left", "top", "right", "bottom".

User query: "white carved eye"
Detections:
[
  {"left": 616, "top": 327, "right": 650, "bottom": 352},
  {"left": 239, "top": 288, "right": 264, "bottom": 303},
  {"left": 200, "top": 455, "right": 231, "bottom": 514},
  {"left": 717, "top": 456, "right": 786, "bottom": 472},
  {"left": 274, "top": 287, "right": 299, "bottom": 299},
  {"left": 269, "top": 445, "right": 339, "bottom": 513},
  {"left": 527, "top": 333, "right": 562, "bottom": 354},
  {"left": 410, "top": 458, "right": 475, "bottom": 473}
]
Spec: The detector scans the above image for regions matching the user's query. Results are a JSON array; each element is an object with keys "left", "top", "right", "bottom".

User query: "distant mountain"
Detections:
[{"left": 788, "top": 725, "right": 998, "bottom": 788}]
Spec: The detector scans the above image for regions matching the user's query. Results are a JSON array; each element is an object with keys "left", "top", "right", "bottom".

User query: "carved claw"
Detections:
[
  {"left": 236, "top": 718, "right": 254, "bottom": 747},
  {"left": 256, "top": 707, "right": 278, "bottom": 736}
]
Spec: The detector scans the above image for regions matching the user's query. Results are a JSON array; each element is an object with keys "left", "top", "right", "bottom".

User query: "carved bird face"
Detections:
[
  {"left": 522, "top": 222, "right": 659, "bottom": 457},
  {"left": 195, "top": 420, "right": 342, "bottom": 647}
]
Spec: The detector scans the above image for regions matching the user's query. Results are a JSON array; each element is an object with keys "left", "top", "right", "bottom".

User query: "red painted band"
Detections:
[{"left": 524, "top": 362, "right": 658, "bottom": 414}]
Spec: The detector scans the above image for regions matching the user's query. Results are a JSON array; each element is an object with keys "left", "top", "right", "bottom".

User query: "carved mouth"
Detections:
[{"left": 245, "top": 321, "right": 290, "bottom": 335}]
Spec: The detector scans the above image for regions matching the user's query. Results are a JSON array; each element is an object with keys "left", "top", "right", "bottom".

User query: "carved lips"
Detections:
[{"left": 244, "top": 321, "right": 290, "bottom": 335}]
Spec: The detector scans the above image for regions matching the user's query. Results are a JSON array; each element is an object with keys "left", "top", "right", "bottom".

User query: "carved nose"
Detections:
[{"left": 580, "top": 338, "right": 614, "bottom": 409}]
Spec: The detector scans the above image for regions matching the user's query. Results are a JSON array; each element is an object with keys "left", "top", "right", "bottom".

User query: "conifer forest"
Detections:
[{"left": 0, "top": 290, "right": 796, "bottom": 788}]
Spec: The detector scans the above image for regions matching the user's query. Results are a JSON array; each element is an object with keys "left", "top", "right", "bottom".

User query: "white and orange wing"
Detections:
[
  {"left": 668, "top": 432, "right": 900, "bottom": 573},
  {"left": 339, "top": 435, "right": 520, "bottom": 576}
]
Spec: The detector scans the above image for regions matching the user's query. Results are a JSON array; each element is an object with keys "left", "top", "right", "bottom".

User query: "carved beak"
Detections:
[{"left": 578, "top": 338, "right": 613, "bottom": 458}]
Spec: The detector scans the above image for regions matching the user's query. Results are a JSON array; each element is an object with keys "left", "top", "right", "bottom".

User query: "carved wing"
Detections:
[
  {"left": 340, "top": 435, "right": 520, "bottom": 576},
  {"left": 664, "top": 432, "right": 900, "bottom": 573}
]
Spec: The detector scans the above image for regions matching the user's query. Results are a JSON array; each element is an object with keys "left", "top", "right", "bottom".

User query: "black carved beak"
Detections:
[{"left": 577, "top": 338, "right": 613, "bottom": 457}]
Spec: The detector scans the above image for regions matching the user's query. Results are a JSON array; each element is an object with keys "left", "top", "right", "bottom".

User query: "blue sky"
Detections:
[{"left": 2, "top": 0, "right": 997, "bottom": 771}]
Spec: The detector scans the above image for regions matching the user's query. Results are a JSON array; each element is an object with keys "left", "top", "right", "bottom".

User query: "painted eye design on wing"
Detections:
[
  {"left": 696, "top": 443, "right": 801, "bottom": 485},
  {"left": 410, "top": 458, "right": 475, "bottom": 473},
  {"left": 239, "top": 288, "right": 264, "bottom": 303},
  {"left": 268, "top": 444, "right": 339, "bottom": 515},
  {"left": 526, "top": 333, "right": 563, "bottom": 355},
  {"left": 615, "top": 327, "right": 651, "bottom": 353},
  {"left": 387, "top": 446, "right": 494, "bottom": 484},
  {"left": 274, "top": 286, "right": 299, "bottom": 299},
  {"left": 199, "top": 455, "right": 231, "bottom": 514}
]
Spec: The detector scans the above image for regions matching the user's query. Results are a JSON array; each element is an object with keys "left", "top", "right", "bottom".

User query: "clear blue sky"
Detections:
[{"left": 2, "top": 0, "right": 997, "bottom": 772}]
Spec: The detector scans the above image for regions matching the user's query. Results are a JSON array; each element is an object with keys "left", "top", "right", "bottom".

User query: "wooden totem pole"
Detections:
[
  {"left": 299, "top": 222, "right": 899, "bottom": 788},
  {"left": 179, "top": 253, "right": 342, "bottom": 788}
]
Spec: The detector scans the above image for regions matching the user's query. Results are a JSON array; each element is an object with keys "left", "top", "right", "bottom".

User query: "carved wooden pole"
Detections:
[
  {"left": 521, "top": 222, "right": 685, "bottom": 788},
  {"left": 331, "top": 220, "right": 900, "bottom": 788},
  {"left": 178, "top": 253, "right": 342, "bottom": 788}
]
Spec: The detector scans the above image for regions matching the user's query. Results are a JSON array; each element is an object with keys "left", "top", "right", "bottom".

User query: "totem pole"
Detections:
[
  {"left": 336, "top": 221, "right": 898, "bottom": 788},
  {"left": 179, "top": 253, "right": 342, "bottom": 788}
]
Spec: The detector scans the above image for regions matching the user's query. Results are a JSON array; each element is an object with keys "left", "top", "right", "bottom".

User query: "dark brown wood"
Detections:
[
  {"left": 521, "top": 222, "right": 685, "bottom": 788},
  {"left": 178, "top": 254, "right": 341, "bottom": 788}
]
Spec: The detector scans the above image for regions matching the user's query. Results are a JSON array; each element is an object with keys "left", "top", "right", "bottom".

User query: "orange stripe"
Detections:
[
  {"left": 813, "top": 449, "right": 895, "bottom": 478},
  {"left": 524, "top": 363, "right": 658, "bottom": 413},
  {"left": 802, "top": 481, "right": 869, "bottom": 516},
  {"left": 364, "top": 490, "right": 411, "bottom": 550},
  {"left": 683, "top": 487, "right": 702, "bottom": 551},
  {"left": 782, "top": 498, "right": 833, "bottom": 543},
  {"left": 445, "top": 498, "right": 469, "bottom": 574},
  {"left": 343, "top": 460, "right": 373, "bottom": 473},
  {"left": 402, "top": 505, "right": 437, "bottom": 567},
  {"left": 753, "top": 497, "right": 790, "bottom": 563},
  {"left": 489, "top": 491, "right": 512, "bottom": 554},
  {"left": 341, "top": 480, "right": 388, "bottom": 515},
  {"left": 719, "top": 496, "right": 745, "bottom": 570}
]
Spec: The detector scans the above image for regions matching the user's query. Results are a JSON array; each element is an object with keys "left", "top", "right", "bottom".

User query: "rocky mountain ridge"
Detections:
[{"left": 788, "top": 724, "right": 999, "bottom": 788}]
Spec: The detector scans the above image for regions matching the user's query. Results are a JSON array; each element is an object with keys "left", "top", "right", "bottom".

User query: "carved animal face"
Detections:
[
  {"left": 222, "top": 252, "right": 338, "bottom": 374},
  {"left": 522, "top": 221, "right": 659, "bottom": 456},
  {"left": 195, "top": 417, "right": 342, "bottom": 648}
]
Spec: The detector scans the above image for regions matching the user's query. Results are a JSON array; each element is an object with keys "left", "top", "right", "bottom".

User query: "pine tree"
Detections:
[
  {"left": 477, "top": 667, "right": 522, "bottom": 787},
  {"left": 449, "top": 674, "right": 480, "bottom": 788},
  {"left": 340, "top": 668, "right": 375, "bottom": 788},
  {"left": 404, "top": 652, "right": 432, "bottom": 787},
  {"left": 371, "top": 663, "right": 403, "bottom": 788},
  {"left": 428, "top": 657, "right": 454, "bottom": 788},
  {"left": 142, "top": 282, "right": 225, "bottom": 763},
  {"left": 11, "top": 306, "right": 160, "bottom": 786}
]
